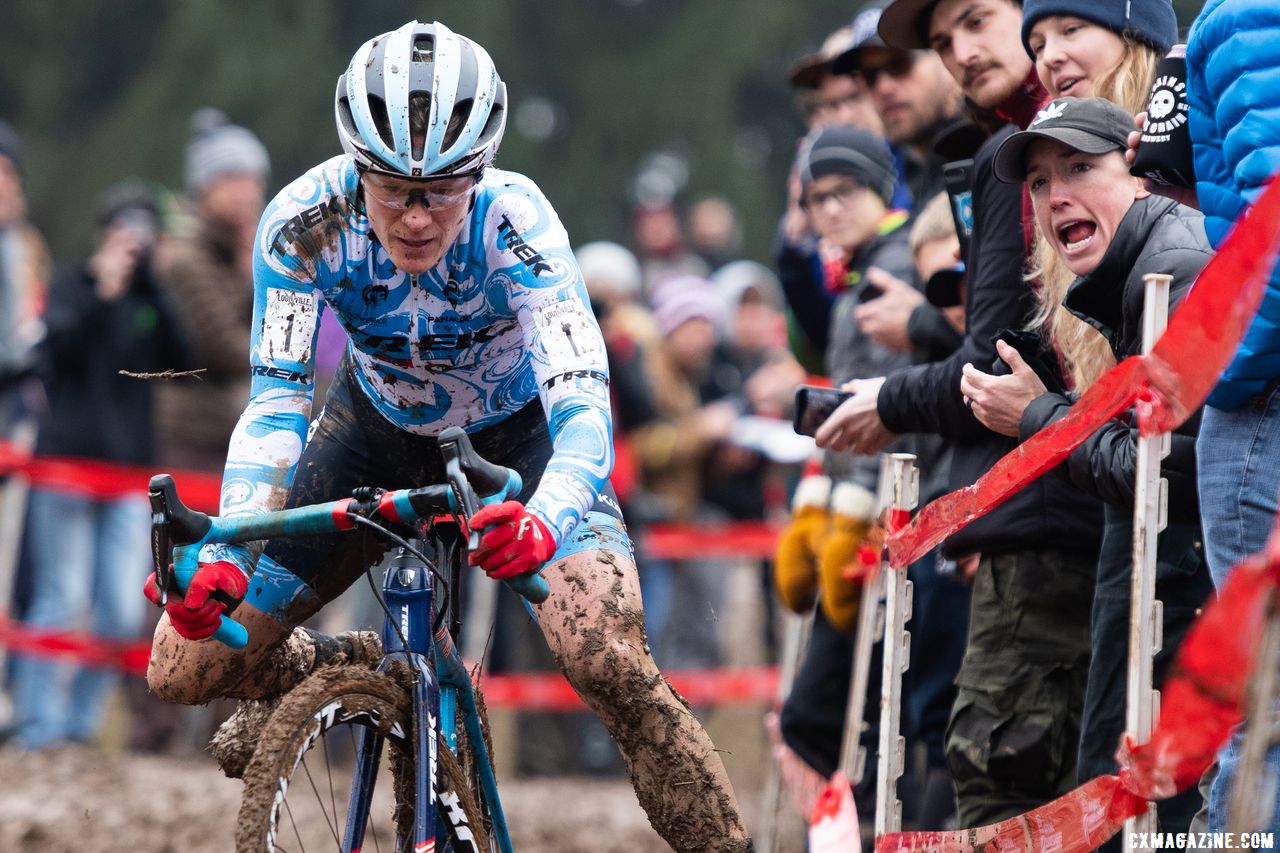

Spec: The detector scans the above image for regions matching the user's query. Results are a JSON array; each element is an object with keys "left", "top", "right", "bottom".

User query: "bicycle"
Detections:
[{"left": 148, "top": 425, "right": 550, "bottom": 853}]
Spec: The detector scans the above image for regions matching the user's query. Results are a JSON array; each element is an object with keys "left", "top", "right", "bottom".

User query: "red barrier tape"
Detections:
[
  {"left": 888, "top": 173, "right": 1280, "bottom": 569},
  {"left": 1, "top": 444, "right": 783, "bottom": 560},
  {"left": 879, "top": 518, "right": 1280, "bottom": 852},
  {"left": 0, "top": 445, "right": 222, "bottom": 513},
  {"left": 645, "top": 522, "right": 782, "bottom": 560},
  {"left": 0, "top": 615, "right": 151, "bottom": 674},
  {"left": 479, "top": 666, "right": 779, "bottom": 711},
  {"left": 0, "top": 612, "right": 777, "bottom": 710}
]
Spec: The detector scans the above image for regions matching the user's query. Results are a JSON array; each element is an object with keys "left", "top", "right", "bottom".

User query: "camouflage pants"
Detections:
[{"left": 945, "top": 548, "right": 1096, "bottom": 828}]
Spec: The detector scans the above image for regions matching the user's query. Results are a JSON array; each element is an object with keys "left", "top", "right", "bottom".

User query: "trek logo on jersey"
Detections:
[
  {"left": 496, "top": 215, "right": 553, "bottom": 276},
  {"left": 542, "top": 368, "right": 609, "bottom": 389},
  {"left": 269, "top": 196, "right": 345, "bottom": 255},
  {"left": 251, "top": 365, "right": 310, "bottom": 383},
  {"left": 417, "top": 320, "right": 514, "bottom": 356}
]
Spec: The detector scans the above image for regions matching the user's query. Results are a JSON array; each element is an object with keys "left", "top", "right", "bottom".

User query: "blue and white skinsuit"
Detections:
[{"left": 209, "top": 155, "right": 630, "bottom": 624}]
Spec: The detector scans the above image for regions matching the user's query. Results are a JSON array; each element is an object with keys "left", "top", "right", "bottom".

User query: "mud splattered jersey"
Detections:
[{"left": 214, "top": 156, "right": 612, "bottom": 563}]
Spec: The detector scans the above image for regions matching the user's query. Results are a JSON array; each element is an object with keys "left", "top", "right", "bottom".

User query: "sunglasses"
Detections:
[
  {"left": 359, "top": 167, "right": 482, "bottom": 211},
  {"left": 858, "top": 52, "right": 917, "bottom": 87}
]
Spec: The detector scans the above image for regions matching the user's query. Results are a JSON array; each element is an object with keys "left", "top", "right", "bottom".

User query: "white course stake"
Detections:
[
  {"left": 1125, "top": 272, "right": 1171, "bottom": 849},
  {"left": 876, "top": 453, "right": 918, "bottom": 838},
  {"left": 838, "top": 455, "right": 895, "bottom": 787}
]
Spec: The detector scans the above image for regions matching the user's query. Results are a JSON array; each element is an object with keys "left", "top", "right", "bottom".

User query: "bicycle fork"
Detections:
[{"left": 356, "top": 552, "right": 488, "bottom": 853}]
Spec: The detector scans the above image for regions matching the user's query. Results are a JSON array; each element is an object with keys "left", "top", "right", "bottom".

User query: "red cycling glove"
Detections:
[
  {"left": 468, "top": 501, "right": 556, "bottom": 580},
  {"left": 144, "top": 560, "right": 248, "bottom": 641}
]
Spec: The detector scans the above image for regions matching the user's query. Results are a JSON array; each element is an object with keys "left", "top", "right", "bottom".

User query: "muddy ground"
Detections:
[{"left": 0, "top": 741, "right": 808, "bottom": 852}]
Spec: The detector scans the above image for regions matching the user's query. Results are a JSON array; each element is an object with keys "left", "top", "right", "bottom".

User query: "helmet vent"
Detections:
[
  {"left": 408, "top": 92, "right": 431, "bottom": 163},
  {"left": 412, "top": 34, "right": 435, "bottom": 64},
  {"left": 476, "top": 101, "right": 505, "bottom": 147},
  {"left": 443, "top": 98, "right": 473, "bottom": 152},
  {"left": 336, "top": 94, "right": 361, "bottom": 141},
  {"left": 367, "top": 95, "right": 395, "bottom": 153}
]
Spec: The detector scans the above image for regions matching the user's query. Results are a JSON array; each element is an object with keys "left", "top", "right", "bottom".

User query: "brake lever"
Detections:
[{"left": 149, "top": 479, "right": 176, "bottom": 606}]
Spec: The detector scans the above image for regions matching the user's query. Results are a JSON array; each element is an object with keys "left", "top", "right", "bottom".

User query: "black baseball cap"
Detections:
[
  {"left": 992, "top": 97, "right": 1134, "bottom": 184},
  {"left": 789, "top": 26, "right": 857, "bottom": 89},
  {"left": 877, "top": 0, "right": 944, "bottom": 50}
]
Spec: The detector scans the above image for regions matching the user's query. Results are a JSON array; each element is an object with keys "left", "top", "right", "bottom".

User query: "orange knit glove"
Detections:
[
  {"left": 818, "top": 482, "right": 876, "bottom": 632},
  {"left": 773, "top": 475, "right": 832, "bottom": 613}
]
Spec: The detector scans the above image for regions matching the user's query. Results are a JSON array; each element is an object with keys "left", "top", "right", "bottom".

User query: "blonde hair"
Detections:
[
  {"left": 909, "top": 192, "right": 956, "bottom": 255},
  {"left": 1029, "top": 41, "right": 1162, "bottom": 389}
]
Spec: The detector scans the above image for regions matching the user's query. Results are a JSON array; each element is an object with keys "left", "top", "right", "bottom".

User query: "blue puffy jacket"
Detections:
[{"left": 1188, "top": 0, "right": 1280, "bottom": 410}]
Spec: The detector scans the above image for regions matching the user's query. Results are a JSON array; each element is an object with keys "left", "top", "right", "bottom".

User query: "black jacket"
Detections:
[
  {"left": 876, "top": 125, "right": 1103, "bottom": 558},
  {"left": 35, "top": 252, "right": 191, "bottom": 465},
  {"left": 1019, "top": 196, "right": 1213, "bottom": 523}
]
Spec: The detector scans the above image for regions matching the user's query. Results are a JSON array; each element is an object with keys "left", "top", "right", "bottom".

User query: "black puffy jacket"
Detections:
[
  {"left": 876, "top": 125, "right": 1103, "bottom": 559},
  {"left": 1018, "top": 195, "right": 1214, "bottom": 523}
]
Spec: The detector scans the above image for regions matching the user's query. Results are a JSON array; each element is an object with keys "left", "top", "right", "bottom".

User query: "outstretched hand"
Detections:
[{"left": 958, "top": 339, "right": 1048, "bottom": 437}]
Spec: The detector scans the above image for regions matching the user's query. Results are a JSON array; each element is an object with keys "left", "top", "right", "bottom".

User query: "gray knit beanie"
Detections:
[
  {"left": 184, "top": 108, "right": 270, "bottom": 195},
  {"left": 799, "top": 124, "right": 898, "bottom": 206}
]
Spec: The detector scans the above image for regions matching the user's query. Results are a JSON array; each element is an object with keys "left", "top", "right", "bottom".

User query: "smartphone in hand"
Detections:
[{"left": 793, "top": 385, "right": 852, "bottom": 437}]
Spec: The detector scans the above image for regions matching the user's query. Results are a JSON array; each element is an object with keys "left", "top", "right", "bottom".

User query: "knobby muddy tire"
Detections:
[{"left": 234, "top": 666, "right": 489, "bottom": 853}]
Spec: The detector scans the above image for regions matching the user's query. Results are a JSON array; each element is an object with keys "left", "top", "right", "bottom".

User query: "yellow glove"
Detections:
[
  {"left": 773, "top": 475, "right": 832, "bottom": 613},
  {"left": 818, "top": 482, "right": 876, "bottom": 632}
]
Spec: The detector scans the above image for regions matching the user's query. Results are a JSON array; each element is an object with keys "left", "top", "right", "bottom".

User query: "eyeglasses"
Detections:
[
  {"left": 858, "top": 52, "right": 917, "bottom": 87},
  {"left": 802, "top": 182, "right": 864, "bottom": 210},
  {"left": 359, "top": 167, "right": 481, "bottom": 211}
]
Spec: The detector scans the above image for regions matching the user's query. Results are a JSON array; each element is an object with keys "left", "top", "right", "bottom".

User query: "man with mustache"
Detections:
[
  {"left": 815, "top": 0, "right": 1104, "bottom": 827},
  {"left": 831, "top": 1, "right": 968, "bottom": 358}
]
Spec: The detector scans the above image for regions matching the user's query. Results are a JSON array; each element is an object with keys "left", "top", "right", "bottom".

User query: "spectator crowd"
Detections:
[{"left": 2, "top": 0, "right": 1280, "bottom": 846}]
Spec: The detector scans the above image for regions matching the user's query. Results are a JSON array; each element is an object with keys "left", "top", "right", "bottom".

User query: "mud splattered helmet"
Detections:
[{"left": 334, "top": 20, "right": 507, "bottom": 178}]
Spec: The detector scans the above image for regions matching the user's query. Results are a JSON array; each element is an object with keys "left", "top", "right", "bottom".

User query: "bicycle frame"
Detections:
[
  {"left": 340, "top": 521, "right": 513, "bottom": 853},
  {"left": 148, "top": 426, "right": 546, "bottom": 852}
]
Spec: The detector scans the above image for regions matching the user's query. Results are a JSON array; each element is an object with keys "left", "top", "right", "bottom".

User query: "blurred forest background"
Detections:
[{"left": 0, "top": 0, "right": 1207, "bottom": 262}]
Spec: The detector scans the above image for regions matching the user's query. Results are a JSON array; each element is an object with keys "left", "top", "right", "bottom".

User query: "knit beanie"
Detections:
[
  {"left": 0, "top": 120, "right": 24, "bottom": 174},
  {"left": 1021, "top": 0, "right": 1179, "bottom": 56},
  {"left": 650, "top": 275, "right": 726, "bottom": 336},
  {"left": 799, "top": 124, "right": 897, "bottom": 207},
  {"left": 184, "top": 108, "right": 270, "bottom": 196}
]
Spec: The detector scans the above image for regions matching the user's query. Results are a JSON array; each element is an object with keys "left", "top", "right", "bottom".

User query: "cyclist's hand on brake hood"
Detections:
[
  {"left": 144, "top": 560, "right": 248, "bottom": 641},
  {"left": 469, "top": 501, "right": 556, "bottom": 580}
]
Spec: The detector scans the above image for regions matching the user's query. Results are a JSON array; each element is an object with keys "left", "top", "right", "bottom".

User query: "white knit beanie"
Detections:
[{"left": 184, "top": 108, "right": 270, "bottom": 195}]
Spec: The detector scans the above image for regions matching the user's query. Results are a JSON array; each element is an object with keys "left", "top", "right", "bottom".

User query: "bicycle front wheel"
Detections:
[{"left": 235, "top": 665, "right": 489, "bottom": 853}]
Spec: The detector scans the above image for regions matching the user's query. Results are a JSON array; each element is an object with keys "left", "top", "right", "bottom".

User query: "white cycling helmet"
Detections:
[{"left": 335, "top": 20, "right": 507, "bottom": 178}]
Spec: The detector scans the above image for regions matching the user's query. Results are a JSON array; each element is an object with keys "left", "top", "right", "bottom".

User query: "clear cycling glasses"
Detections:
[{"left": 359, "top": 167, "right": 482, "bottom": 211}]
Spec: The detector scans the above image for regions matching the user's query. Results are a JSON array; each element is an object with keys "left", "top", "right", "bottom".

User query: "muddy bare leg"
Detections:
[
  {"left": 534, "top": 549, "right": 751, "bottom": 852},
  {"left": 147, "top": 604, "right": 327, "bottom": 704}
]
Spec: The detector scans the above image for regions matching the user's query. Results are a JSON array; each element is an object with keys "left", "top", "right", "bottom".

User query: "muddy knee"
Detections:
[
  {"left": 559, "top": 634, "right": 665, "bottom": 710},
  {"left": 146, "top": 614, "right": 298, "bottom": 705},
  {"left": 146, "top": 638, "right": 237, "bottom": 705}
]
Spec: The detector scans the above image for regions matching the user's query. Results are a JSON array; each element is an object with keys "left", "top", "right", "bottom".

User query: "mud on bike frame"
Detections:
[{"left": 148, "top": 425, "right": 549, "bottom": 853}]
